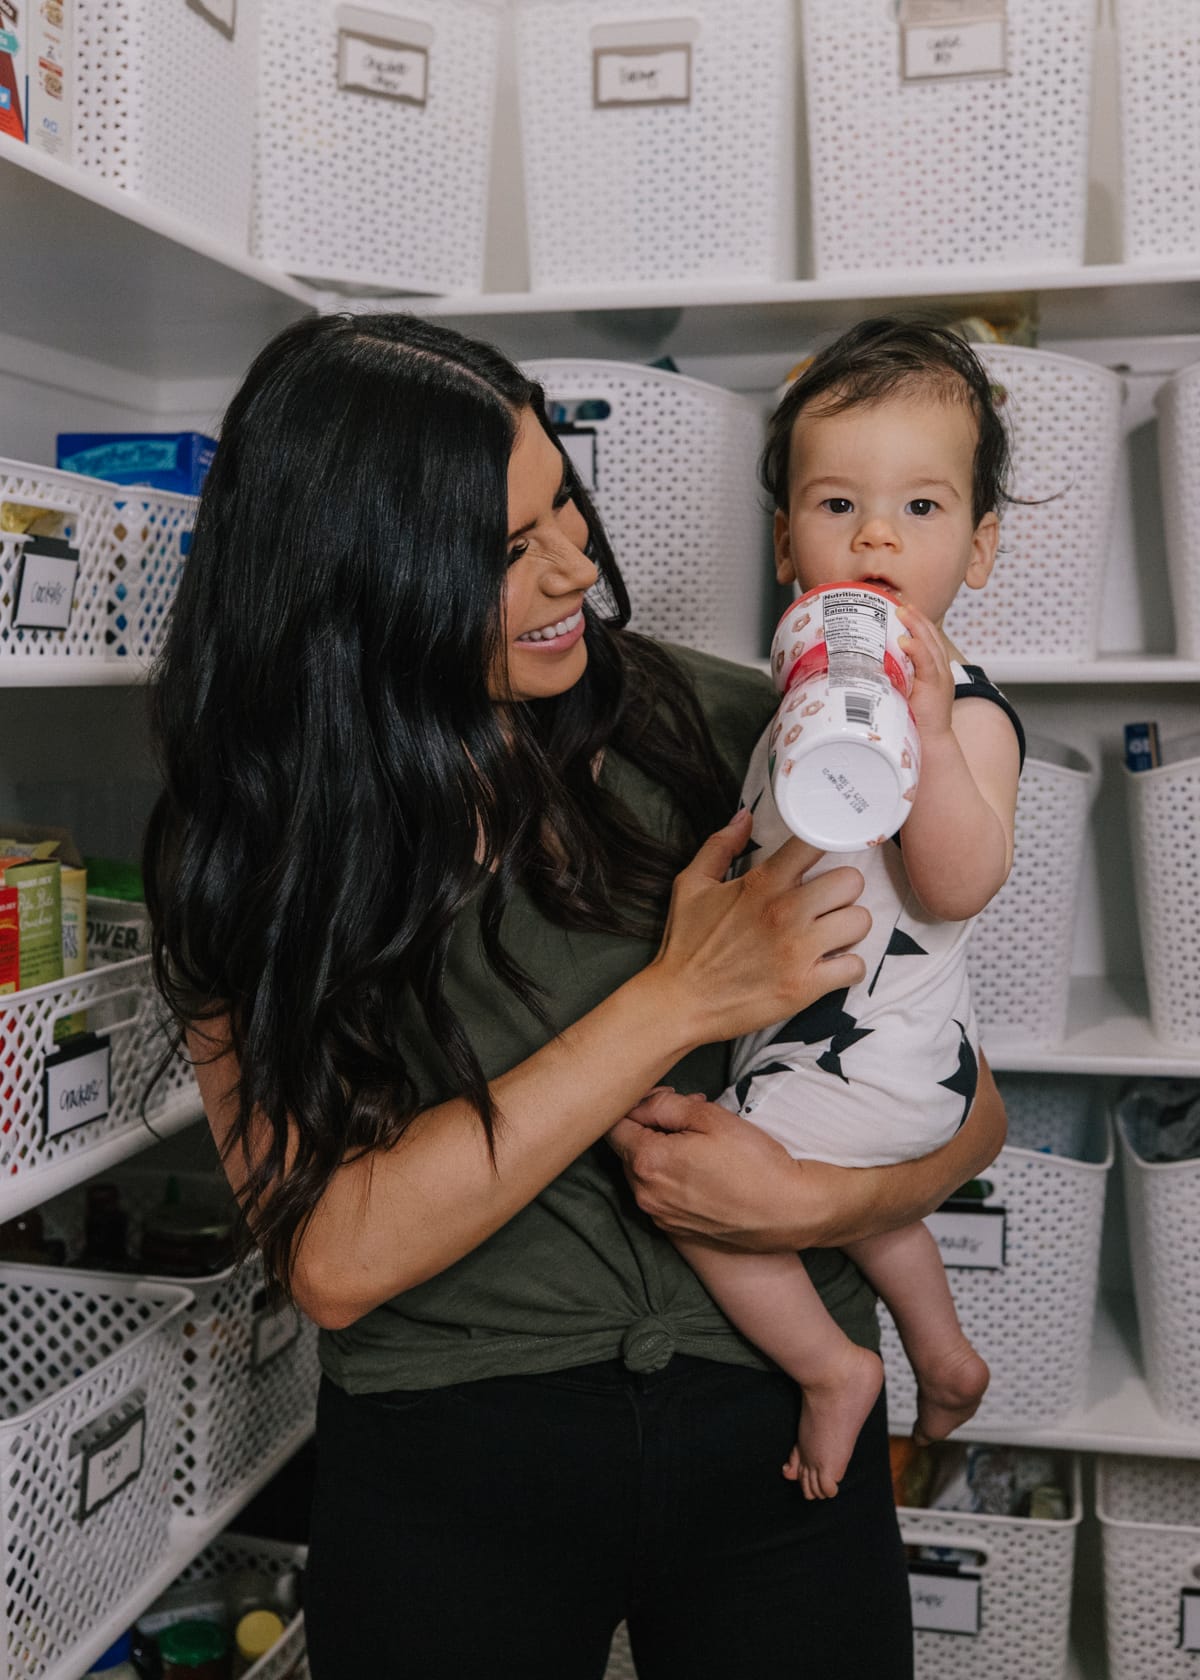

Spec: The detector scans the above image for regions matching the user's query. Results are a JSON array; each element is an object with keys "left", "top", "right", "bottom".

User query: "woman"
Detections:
[{"left": 145, "top": 313, "right": 1005, "bottom": 1679}]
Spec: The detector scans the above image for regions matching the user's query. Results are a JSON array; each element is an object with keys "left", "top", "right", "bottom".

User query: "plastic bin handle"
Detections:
[{"left": 47, "top": 986, "right": 146, "bottom": 1046}]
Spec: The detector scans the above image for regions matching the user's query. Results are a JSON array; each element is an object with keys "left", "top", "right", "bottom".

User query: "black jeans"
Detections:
[{"left": 305, "top": 1355, "right": 913, "bottom": 1679}]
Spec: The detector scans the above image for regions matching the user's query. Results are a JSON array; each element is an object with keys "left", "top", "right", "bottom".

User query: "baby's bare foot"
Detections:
[
  {"left": 912, "top": 1335, "right": 989, "bottom": 1446},
  {"left": 781, "top": 1344, "right": 884, "bottom": 1499}
]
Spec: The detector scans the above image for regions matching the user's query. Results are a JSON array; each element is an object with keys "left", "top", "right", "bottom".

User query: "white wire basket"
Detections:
[
  {"left": 253, "top": 0, "right": 503, "bottom": 292},
  {"left": 899, "top": 1457, "right": 1082, "bottom": 1680},
  {"left": 522, "top": 359, "right": 769, "bottom": 660},
  {"left": 801, "top": 0, "right": 1093, "bottom": 277},
  {"left": 967, "top": 735, "right": 1098, "bottom": 1046},
  {"left": 74, "top": 0, "right": 262, "bottom": 249},
  {"left": 31, "top": 1167, "right": 320, "bottom": 1522},
  {"left": 1117, "top": 1101, "right": 1200, "bottom": 1426},
  {"left": 881, "top": 1076, "right": 1111, "bottom": 1429},
  {"left": 174, "top": 1532, "right": 309, "bottom": 1680},
  {"left": 1154, "top": 361, "right": 1200, "bottom": 659},
  {"left": 0, "top": 458, "right": 194, "bottom": 670},
  {"left": 942, "top": 346, "right": 1124, "bottom": 661},
  {"left": 0, "top": 954, "right": 197, "bottom": 1221},
  {"left": 1125, "top": 748, "right": 1200, "bottom": 1048},
  {"left": 0, "top": 1265, "right": 190, "bottom": 1680},
  {"left": 513, "top": 0, "right": 796, "bottom": 289},
  {"left": 1116, "top": 0, "right": 1200, "bottom": 264},
  {"left": 1098, "top": 1455, "right": 1200, "bottom": 1679}
]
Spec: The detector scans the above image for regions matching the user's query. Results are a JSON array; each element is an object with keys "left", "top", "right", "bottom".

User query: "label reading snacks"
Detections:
[
  {"left": 251, "top": 1288, "right": 302, "bottom": 1371},
  {"left": 79, "top": 1406, "right": 146, "bottom": 1521},
  {"left": 926, "top": 1202, "right": 1006, "bottom": 1270},
  {"left": 337, "top": 7, "right": 429, "bottom": 106},
  {"left": 43, "top": 1032, "right": 112, "bottom": 1142},
  {"left": 899, "top": 0, "right": 1007, "bottom": 82},
  {"left": 187, "top": 0, "right": 236, "bottom": 39},
  {"left": 909, "top": 1567, "right": 982, "bottom": 1635}
]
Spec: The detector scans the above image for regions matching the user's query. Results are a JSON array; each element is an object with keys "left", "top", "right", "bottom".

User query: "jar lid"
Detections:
[
  {"left": 158, "top": 1620, "right": 229, "bottom": 1664},
  {"left": 236, "top": 1609, "right": 285, "bottom": 1659}
]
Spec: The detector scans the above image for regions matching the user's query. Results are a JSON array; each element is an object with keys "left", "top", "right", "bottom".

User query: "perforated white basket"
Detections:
[
  {"left": 1117, "top": 1101, "right": 1200, "bottom": 1426},
  {"left": 1098, "top": 1456, "right": 1200, "bottom": 1679},
  {"left": 1125, "top": 750, "right": 1200, "bottom": 1047},
  {"left": 1116, "top": 1, "right": 1200, "bottom": 264},
  {"left": 967, "top": 735, "right": 1097, "bottom": 1046},
  {"left": 801, "top": 0, "right": 1093, "bottom": 276},
  {"left": 174, "top": 1532, "right": 309, "bottom": 1680},
  {"left": 899, "top": 1457, "right": 1082, "bottom": 1680},
  {"left": 0, "top": 458, "right": 194, "bottom": 670},
  {"left": 942, "top": 346, "right": 1124, "bottom": 661},
  {"left": 0, "top": 954, "right": 197, "bottom": 1220},
  {"left": 514, "top": 0, "right": 796, "bottom": 289},
  {"left": 74, "top": 0, "right": 261, "bottom": 249},
  {"left": 253, "top": 0, "right": 502, "bottom": 292},
  {"left": 1154, "top": 362, "right": 1200, "bottom": 660},
  {"left": 881, "top": 1076, "right": 1111, "bottom": 1430},
  {"left": 523, "top": 360, "right": 769, "bottom": 660},
  {"left": 30, "top": 1167, "right": 320, "bottom": 1521},
  {"left": 0, "top": 1265, "right": 190, "bottom": 1680}
]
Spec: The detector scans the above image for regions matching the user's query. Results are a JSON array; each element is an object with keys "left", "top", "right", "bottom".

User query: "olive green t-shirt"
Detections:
[{"left": 320, "top": 644, "right": 879, "bottom": 1393}]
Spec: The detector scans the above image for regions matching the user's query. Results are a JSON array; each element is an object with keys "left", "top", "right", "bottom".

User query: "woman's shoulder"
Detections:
[{"left": 657, "top": 641, "right": 778, "bottom": 761}]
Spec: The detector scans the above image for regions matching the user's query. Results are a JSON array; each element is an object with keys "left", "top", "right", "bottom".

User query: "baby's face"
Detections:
[{"left": 775, "top": 390, "right": 998, "bottom": 627}]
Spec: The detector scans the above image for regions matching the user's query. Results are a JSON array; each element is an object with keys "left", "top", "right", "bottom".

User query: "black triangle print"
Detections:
[{"left": 867, "top": 924, "right": 930, "bottom": 997}]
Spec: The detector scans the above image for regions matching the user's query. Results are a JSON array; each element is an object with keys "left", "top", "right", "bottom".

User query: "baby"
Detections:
[{"left": 657, "top": 318, "right": 1023, "bottom": 1500}]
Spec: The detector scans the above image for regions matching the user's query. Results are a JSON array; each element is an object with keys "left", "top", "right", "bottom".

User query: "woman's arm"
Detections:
[
  {"left": 606, "top": 1056, "right": 1007, "bottom": 1251},
  {"left": 191, "top": 813, "right": 871, "bottom": 1330}
]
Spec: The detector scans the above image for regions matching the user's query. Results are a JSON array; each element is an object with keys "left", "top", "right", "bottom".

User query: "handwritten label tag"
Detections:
[
  {"left": 899, "top": 0, "right": 1007, "bottom": 82},
  {"left": 555, "top": 426, "right": 598, "bottom": 492},
  {"left": 926, "top": 1201, "right": 1005, "bottom": 1269},
  {"left": 594, "top": 44, "right": 691, "bottom": 108},
  {"left": 187, "top": 0, "right": 236, "bottom": 40},
  {"left": 14, "top": 537, "right": 79, "bottom": 632},
  {"left": 909, "top": 1567, "right": 981, "bottom": 1635},
  {"left": 79, "top": 1406, "right": 145, "bottom": 1521},
  {"left": 43, "top": 1032, "right": 112, "bottom": 1143},
  {"left": 338, "top": 17, "right": 428, "bottom": 107},
  {"left": 252, "top": 1289, "right": 302, "bottom": 1371},
  {"left": 1181, "top": 1589, "right": 1200, "bottom": 1651}
]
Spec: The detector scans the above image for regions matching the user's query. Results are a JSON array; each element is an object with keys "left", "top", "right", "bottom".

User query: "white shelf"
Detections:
[
  {"left": 58, "top": 1420, "right": 314, "bottom": 1680},
  {"left": 0, "top": 135, "right": 316, "bottom": 382},
  {"left": 0, "top": 658, "right": 154, "bottom": 688},
  {"left": 983, "top": 976, "right": 1200, "bottom": 1077},
  {"left": 0, "top": 1088, "right": 204, "bottom": 1223}
]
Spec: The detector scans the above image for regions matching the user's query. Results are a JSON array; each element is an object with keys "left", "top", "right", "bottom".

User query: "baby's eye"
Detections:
[
  {"left": 907, "top": 498, "right": 937, "bottom": 517},
  {"left": 821, "top": 497, "right": 854, "bottom": 515}
]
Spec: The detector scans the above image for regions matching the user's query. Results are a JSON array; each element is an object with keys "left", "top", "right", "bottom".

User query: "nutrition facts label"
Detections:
[{"left": 822, "top": 589, "right": 890, "bottom": 661}]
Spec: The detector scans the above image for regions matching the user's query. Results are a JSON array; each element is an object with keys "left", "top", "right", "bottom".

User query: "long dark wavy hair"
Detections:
[{"left": 144, "top": 312, "right": 736, "bottom": 1292}]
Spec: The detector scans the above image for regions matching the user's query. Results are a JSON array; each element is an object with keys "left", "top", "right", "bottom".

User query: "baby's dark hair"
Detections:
[{"left": 761, "top": 316, "right": 1012, "bottom": 529}]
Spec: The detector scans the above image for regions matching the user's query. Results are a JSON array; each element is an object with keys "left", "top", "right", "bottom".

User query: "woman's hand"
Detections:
[
  {"left": 608, "top": 1057, "right": 1007, "bottom": 1251},
  {"left": 650, "top": 808, "right": 871, "bottom": 1052}
]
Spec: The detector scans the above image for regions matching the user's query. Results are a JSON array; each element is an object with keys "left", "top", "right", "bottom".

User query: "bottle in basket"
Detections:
[{"left": 768, "top": 583, "right": 920, "bottom": 851}]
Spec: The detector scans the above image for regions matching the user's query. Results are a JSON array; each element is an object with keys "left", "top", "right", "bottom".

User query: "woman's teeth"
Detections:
[{"left": 518, "top": 610, "right": 583, "bottom": 643}]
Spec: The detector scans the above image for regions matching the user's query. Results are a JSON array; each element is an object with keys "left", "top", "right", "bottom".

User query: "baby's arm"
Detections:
[{"left": 895, "top": 602, "right": 1021, "bottom": 922}]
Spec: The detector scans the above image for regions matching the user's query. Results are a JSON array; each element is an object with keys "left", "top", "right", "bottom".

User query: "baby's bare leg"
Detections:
[
  {"left": 675, "top": 1237, "right": 882, "bottom": 1501},
  {"left": 844, "top": 1222, "right": 988, "bottom": 1444}
]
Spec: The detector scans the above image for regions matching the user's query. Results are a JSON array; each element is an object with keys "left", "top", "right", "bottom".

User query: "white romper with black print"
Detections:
[{"left": 720, "top": 662, "right": 1025, "bottom": 1169}]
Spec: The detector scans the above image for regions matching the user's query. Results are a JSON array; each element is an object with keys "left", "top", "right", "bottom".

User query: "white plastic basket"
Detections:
[
  {"left": 0, "top": 954, "right": 197, "bottom": 1220},
  {"left": 514, "top": 0, "right": 796, "bottom": 289},
  {"left": 30, "top": 1168, "right": 320, "bottom": 1521},
  {"left": 1125, "top": 748, "right": 1200, "bottom": 1048},
  {"left": 1154, "top": 362, "right": 1200, "bottom": 659},
  {"left": 253, "top": 0, "right": 503, "bottom": 292},
  {"left": 74, "top": 0, "right": 262, "bottom": 249},
  {"left": 967, "top": 735, "right": 1098, "bottom": 1046},
  {"left": 604, "top": 1625, "right": 635, "bottom": 1679},
  {"left": 0, "top": 1265, "right": 190, "bottom": 1680},
  {"left": 942, "top": 346, "right": 1124, "bottom": 661},
  {"left": 899, "top": 1457, "right": 1082, "bottom": 1680},
  {"left": 174, "top": 1532, "right": 309, "bottom": 1680},
  {"left": 0, "top": 458, "right": 194, "bottom": 670},
  {"left": 522, "top": 359, "right": 769, "bottom": 660},
  {"left": 1117, "top": 1101, "right": 1200, "bottom": 1426},
  {"left": 881, "top": 1077, "right": 1111, "bottom": 1429},
  {"left": 1116, "top": 1, "right": 1200, "bottom": 264},
  {"left": 1098, "top": 1456, "right": 1200, "bottom": 1679},
  {"left": 801, "top": 0, "right": 1093, "bottom": 277}
]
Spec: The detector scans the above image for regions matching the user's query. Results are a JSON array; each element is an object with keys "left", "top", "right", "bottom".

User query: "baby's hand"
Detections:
[{"left": 896, "top": 602, "right": 955, "bottom": 742}]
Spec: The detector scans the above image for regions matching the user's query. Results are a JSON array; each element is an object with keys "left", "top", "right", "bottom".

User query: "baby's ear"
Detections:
[
  {"left": 773, "top": 509, "right": 797, "bottom": 586},
  {"left": 965, "top": 510, "right": 1000, "bottom": 590}
]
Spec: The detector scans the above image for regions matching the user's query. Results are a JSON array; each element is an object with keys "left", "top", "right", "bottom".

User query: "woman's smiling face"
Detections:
[{"left": 495, "top": 407, "right": 598, "bottom": 702}]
